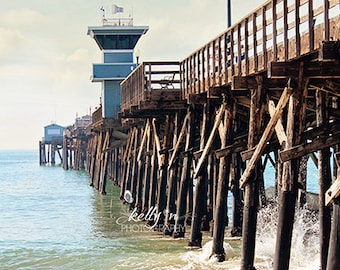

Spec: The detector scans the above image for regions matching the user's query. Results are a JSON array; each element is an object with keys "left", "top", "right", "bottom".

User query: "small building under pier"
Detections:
[{"left": 39, "top": 123, "right": 64, "bottom": 165}]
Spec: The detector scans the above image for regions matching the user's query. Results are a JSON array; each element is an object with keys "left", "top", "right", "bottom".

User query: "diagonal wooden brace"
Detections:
[
  {"left": 167, "top": 110, "right": 191, "bottom": 170},
  {"left": 325, "top": 152, "right": 340, "bottom": 206},
  {"left": 193, "top": 102, "right": 226, "bottom": 178},
  {"left": 240, "top": 85, "right": 292, "bottom": 188}
]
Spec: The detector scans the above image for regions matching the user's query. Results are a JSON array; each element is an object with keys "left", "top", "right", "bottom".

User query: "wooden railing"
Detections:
[
  {"left": 181, "top": 0, "right": 340, "bottom": 99},
  {"left": 92, "top": 106, "right": 103, "bottom": 124},
  {"left": 121, "top": 61, "right": 181, "bottom": 112},
  {"left": 119, "top": 0, "right": 339, "bottom": 109}
]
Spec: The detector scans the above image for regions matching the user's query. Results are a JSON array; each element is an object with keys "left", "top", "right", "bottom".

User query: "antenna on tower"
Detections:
[{"left": 100, "top": 6, "right": 106, "bottom": 23}]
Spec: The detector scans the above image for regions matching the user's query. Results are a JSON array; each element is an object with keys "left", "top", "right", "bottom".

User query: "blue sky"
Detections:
[{"left": 0, "top": 0, "right": 265, "bottom": 149}]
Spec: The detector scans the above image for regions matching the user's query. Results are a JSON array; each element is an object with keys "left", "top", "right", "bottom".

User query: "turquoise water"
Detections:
[{"left": 0, "top": 150, "right": 320, "bottom": 269}]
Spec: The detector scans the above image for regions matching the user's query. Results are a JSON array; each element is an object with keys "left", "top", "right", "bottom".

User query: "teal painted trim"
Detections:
[
  {"left": 93, "top": 63, "right": 135, "bottom": 79},
  {"left": 104, "top": 52, "right": 133, "bottom": 63}
]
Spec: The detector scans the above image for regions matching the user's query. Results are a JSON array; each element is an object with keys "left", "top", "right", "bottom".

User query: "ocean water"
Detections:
[{"left": 0, "top": 150, "right": 320, "bottom": 269}]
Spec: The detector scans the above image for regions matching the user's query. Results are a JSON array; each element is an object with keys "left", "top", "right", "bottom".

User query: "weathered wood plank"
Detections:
[
  {"left": 152, "top": 118, "right": 162, "bottom": 165},
  {"left": 137, "top": 120, "right": 150, "bottom": 161},
  {"left": 168, "top": 110, "right": 191, "bottom": 169},
  {"left": 274, "top": 71, "right": 307, "bottom": 270},
  {"left": 194, "top": 102, "right": 227, "bottom": 178},
  {"left": 231, "top": 76, "right": 257, "bottom": 90},
  {"left": 268, "top": 61, "right": 340, "bottom": 79},
  {"left": 326, "top": 179, "right": 340, "bottom": 206},
  {"left": 279, "top": 132, "right": 340, "bottom": 163},
  {"left": 268, "top": 98, "right": 288, "bottom": 146},
  {"left": 310, "top": 80, "right": 340, "bottom": 97},
  {"left": 214, "top": 134, "right": 248, "bottom": 159},
  {"left": 240, "top": 84, "right": 292, "bottom": 188},
  {"left": 316, "top": 89, "right": 332, "bottom": 270},
  {"left": 241, "top": 77, "right": 263, "bottom": 270},
  {"left": 240, "top": 95, "right": 288, "bottom": 161},
  {"left": 174, "top": 108, "right": 195, "bottom": 238},
  {"left": 212, "top": 98, "right": 234, "bottom": 261},
  {"left": 190, "top": 104, "right": 209, "bottom": 247},
  {"left": 319, "top": 41, "right": 340, "bottom": 60},
  {"left": 326, "top": 152, "right": 340, "bottom": 205}
]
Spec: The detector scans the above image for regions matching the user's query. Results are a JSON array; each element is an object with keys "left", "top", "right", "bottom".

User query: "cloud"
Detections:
[
  {"left": 65, "top": 48, "right": 92, "bottom": 64},
  {"left": 0, "top": 27, "right": 25, "bottom": 57},
  {"left": 0, "top": 8, "right": 45, "bottom": 28},
  {"left": 0, "top": 8, "right": 48, "bottom": 60}
]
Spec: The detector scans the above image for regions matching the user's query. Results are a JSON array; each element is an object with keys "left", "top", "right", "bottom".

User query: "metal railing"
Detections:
[{"left": 102, "top": 17, "right": 133, "bottom": 26}]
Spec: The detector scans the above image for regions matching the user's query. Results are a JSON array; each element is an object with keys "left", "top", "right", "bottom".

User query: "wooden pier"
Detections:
[{"left": 60, "top": 0, "right": 340, "bottom": 269}]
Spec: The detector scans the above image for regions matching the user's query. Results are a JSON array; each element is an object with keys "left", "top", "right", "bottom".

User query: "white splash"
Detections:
[
  {"left": 255, "top": 202, "right": 320, "bottom": 269},
  {"left": 180, "top": 240, "right": 238, "bottom": 269}
]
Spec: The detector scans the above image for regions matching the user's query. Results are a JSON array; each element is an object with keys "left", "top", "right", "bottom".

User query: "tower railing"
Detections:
[{"left": 102, "top": 17, "right": 133, "bottom": 26}]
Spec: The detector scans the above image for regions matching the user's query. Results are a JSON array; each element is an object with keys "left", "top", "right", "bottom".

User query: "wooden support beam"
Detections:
[
  {"left": 120, "top": 129, "right": 134, "bottom": 200},
  {"left": 93, "top": 131, "right": 104, "bottom": 190},
  {"left": 268, "top": 98, "right": 288, "bottom": 147},
  {"left": 188, "top": 93, "right": 207, "bottom": 104},
  {"left": 164, "top": 113, "right": 180, "bottom": 235},
  {"left": 152, "top": 118, "right": 162, "bottom": 165},
  {"left": 241, "top": 140, "right": 281, "bottom": 161},
  {"left": 279, "top": 132, "right": 340, "bottom": 163},
  {"left": 194, "top": 102, "right": 227, "bottom": 178},
  {"left": 208, "top": 86, "right": 231, "bottom": 98},
  {"left": 232, "top": 76, "right": 257, "bottom": 90},
  {"left": 156, "top": 116, "right": 170, "bottom": 228},
  {"left": 326, "top": 180, "right": 340, "bottom": 206},
  {"left": 131, "top": 127, "right": 141, "bottom": 207},
  {"left": 326, "top": 150, "right": 340, "bottom": 269},
  {"left": 326, "top": 154, "right": 340, "bottom": 206},
  {"left": 99, "top": 130, "right": 111, "bottom": 194},
  {"left": 268, "top": 61, "right": 340, "bottom": 79},
  {"left": 326, "top": 196, "right": 340, "bottom": 269},
  {"left": 190, "top": 104, "right": 210, "bottom": 247},
  {"left": 240, "top": 93, "right": 290, "bottom": 162},
  {"left": 147, "top": 138, "right": 158, "bottom": 224},
  {"left": 137, "top": 120, "right": 150, "bottom": 161},
  {"left": 241, "top": 76, "right": 263, "bottom": 270},
  {"left": 318, "top": 41, "right": 340, "bottom": 61},
  {"left": 168, "top": 110, "right": 191, "bottom": 169},
  {"left": 211, "top": 100, "right": 234, "bottom": 261},
  {"left": 214, "top": 134, "right": 248, "bottom": 159},
  {"left": 316, "top": 89, "right": 332, "bottom": 270},
  {"left": 300, "top": 120, "right": 340, "bottom": 142},
  {"left": 310, "top": 80, "right": 340, "bottom": 97},
  {"left": 142, "top": 124, "right": 152, "bottom": 212},
  {"left": 240, "top": 84, "right": 293, "bottom": 188},
  {"left": 274, "top": 69, "right": 308, "bottom": 269},
  {"left": 174, "top": 109, "right": 195, "bottom": 238},
  {"left": 215, "top": 145, "right": 233, "bottom": 159}
]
